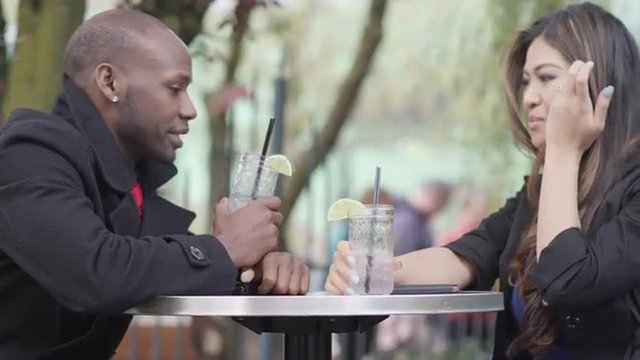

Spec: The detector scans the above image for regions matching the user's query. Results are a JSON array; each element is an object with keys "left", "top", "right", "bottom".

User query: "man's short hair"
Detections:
[{"left": 63, "top": 9, "right": 168, "bottom": 82}]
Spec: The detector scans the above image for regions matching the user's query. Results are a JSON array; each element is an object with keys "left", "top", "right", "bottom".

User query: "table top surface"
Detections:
[{"left": 127, "top": 291, "right": 504, "bottom": 317}]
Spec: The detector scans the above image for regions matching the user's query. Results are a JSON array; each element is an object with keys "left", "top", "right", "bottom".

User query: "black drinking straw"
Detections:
[
  {"left": 365, "top": 166, "right": 381, "bottom": 293},
  {"left": 373, "top": 167, "right": 381, "bottom": 205},
  {"left": 252, "top": 117, "right": 276, "bottom": 199},
  {"left": 261, "top": 118, "right": 276, "bottom": 158}
]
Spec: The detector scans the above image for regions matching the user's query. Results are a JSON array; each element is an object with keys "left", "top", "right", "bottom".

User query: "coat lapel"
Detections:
[
  {"left": 108, "top": 196, "right": 141, "bottom": 237},
  {"left": 141, "top": 194, "right": 195, "bottom": 236}
]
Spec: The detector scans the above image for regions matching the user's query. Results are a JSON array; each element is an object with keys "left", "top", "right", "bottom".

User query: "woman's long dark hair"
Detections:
[{"left": 503, "top": 2, "right": 640, "bottom": 356}]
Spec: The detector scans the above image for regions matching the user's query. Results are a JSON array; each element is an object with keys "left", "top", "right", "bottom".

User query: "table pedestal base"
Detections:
[
  {"left": 234, "top": 315, "right": 388, "bottom": 360},
  {"left": 284, "top": 332, "right": 331, "bottom": 360}
]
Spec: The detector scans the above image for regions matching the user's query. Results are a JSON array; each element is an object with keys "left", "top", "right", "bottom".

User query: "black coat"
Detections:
[
  {"left": 0, "top": 76, "right": 237, "bottom": 359},
  {"left": 446, "top": 154, "right": 640, "bottom": 360}
]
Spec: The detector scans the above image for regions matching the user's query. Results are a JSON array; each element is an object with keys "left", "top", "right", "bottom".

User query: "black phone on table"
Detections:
[{"left": 391, "top": 284, "right": 459, "bottom": 295}]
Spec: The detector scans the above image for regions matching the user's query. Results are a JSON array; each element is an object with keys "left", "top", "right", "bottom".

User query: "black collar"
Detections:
[{"left": 51, "top": 74, "right": 177, "bottom": 193}]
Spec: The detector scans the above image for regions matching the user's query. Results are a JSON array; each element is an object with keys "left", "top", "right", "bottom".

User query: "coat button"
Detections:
[
  {"left": 189, "top": 246, "right": 205, "bottom": 261},
  {"left": 564, "top": 315, "right": 580, "bottom": 330}
]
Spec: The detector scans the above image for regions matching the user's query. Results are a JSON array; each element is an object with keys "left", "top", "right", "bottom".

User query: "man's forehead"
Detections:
[{"left": 126, "top": 33, "right": 192, "bottom": 78}]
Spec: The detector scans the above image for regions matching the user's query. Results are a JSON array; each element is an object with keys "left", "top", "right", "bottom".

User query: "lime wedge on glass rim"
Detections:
[
  {"left": 265, "top": 154, "right": 294, "bottom": 176},
  {"left": 327, "top": 198, "right": 366, "bottom": 221}
]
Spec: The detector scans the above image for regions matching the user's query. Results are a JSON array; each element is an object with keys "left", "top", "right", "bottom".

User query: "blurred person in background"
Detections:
[
  {"left": 437, "top": 187, "right": 490, "bottom": 248},
  {"left": 393, "top": 181, "right": 452, "bottom": 256},
  {"left": 326, "top": 2, "right": 640, "bottom": 359}
]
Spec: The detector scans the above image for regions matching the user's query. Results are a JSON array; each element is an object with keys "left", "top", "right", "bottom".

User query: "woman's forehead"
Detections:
[{"left": 523, "top": 37, "right": 570, "bottom": 73}]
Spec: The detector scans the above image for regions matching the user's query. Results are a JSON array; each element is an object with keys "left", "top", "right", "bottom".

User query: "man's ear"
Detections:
[{"left": 93, "top": 63, "right": 125, "bottom": 103}]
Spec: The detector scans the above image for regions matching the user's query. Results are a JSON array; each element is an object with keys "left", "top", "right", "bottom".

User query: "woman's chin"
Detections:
[{"left": 530, "top": 135, "right": 545, "bottom": 150}]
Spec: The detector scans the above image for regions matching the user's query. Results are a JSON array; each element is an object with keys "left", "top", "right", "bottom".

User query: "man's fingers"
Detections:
[
  {"left": 272, "top": 211, "right": 283, "bottom": 226},
  {"left": 287, "top": 263, "right": 303, "bottom": 295},
  {"left": 258, "top": 257, "right": 278, "bottom": 294},
  {"left": 215, "top": 197, "right": 230, "bottom": 217},
  {"left": 272, "top": 257, "right": 293, "bottom": 294},
  {"left": 300, "top": 264, "right": 310, "bottom": 294},
  {"left": 240, "top": 268, "right": 255, "bottom": 283},
  {"left": 256, "top": 196, "right": 282, "bottom": 211}
]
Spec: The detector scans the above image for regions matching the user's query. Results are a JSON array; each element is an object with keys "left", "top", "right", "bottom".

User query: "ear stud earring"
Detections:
[{"left": 112, "top": 96, "right": 119, "bottom": 103}]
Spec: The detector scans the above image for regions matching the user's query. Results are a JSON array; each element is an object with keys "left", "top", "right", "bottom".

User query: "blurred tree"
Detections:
[
  {"left": 3, "top": 0, "right": 85, "bottom": 120},
  {"left": 120, "top": 0, "right": 213, "bottom": 45},
  {"left": 0, "top": 2, "right": 9, "bottom": 121},
  {"left": 280, "top": 0, "right": 389, "bottom": 226},
  {"left": 205, "top": 0, "right": 265, "bottom": 221}
]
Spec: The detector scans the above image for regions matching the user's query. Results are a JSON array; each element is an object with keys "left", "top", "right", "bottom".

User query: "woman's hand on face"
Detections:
[{"left": 545, "top": 60, "right": 614, "bottom": 155}]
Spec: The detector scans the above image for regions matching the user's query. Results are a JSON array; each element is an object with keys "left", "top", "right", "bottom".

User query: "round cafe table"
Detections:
[{"left": 127, "top": 291, "right": 503, "bottom": 360}]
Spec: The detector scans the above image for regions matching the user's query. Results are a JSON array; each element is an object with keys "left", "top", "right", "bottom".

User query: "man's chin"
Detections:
[{"left": 152, "top": 150, "right": 177, "bottom": 164}]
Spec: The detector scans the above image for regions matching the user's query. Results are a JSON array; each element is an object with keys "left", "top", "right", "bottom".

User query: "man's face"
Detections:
[{"left": 115, "top": 30, "right": 197, "bottom": 163}]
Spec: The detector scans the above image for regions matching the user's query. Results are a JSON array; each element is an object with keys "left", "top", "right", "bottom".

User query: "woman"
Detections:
[{"left": 325, "top": 3, "right": 640, "bottom": 359}]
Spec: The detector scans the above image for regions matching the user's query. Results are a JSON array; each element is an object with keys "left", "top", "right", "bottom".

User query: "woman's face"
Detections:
[{"left": 521, "top": 36, "right": 571, "bottom": 149}]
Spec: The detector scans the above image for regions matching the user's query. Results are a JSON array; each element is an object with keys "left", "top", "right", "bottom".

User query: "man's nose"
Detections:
[{"left": 181, "top": 94, "right": 197, "bottom": 120}]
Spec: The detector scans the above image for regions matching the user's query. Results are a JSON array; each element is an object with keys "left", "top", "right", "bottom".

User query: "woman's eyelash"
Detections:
[{"left": 539, "top": 74, "right": 556, "bottom": 82}]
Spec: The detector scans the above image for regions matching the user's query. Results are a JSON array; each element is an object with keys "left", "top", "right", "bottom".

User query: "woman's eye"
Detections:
[{"left": 539, "top": 74, "right": 556, "bottom": 83}]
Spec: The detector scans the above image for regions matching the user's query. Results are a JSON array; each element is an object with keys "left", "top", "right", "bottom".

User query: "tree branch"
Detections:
[
  {"left": 206, "top": 0, "right": 260, "bottom": 206},
  {"left": 125, "top": 0, "right": 214, "bottom": 45},
  {"left": 281, "top": 0, "right": 389, "bottom": 223}
]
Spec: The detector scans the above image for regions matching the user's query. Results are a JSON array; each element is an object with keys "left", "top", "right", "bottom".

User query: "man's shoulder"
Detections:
[{"left": 0, "top": 108, "right": 89, "bottom": 155}]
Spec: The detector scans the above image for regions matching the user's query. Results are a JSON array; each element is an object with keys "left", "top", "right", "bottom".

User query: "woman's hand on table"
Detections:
[{"left": 324, "top": 241, "right": 401, "bottom": 295}]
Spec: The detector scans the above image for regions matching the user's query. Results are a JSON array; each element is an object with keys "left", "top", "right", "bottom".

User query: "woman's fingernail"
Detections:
[
  {"left": 603, "top": 86, "right": 614, "bottom": 99},
  {"left": 345, "top": 288, "right": 356, "bottom": 296},
  {"left": 346, "top": 256, "right": 356, "bottom": 268},
  {"left": 350, "top": 273, "right": 360, "bottom": 285}
]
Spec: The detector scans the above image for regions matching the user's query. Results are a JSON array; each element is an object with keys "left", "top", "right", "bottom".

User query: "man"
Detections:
[{"left": 0, "top": 9, "right": 308, "bottom": 359}]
